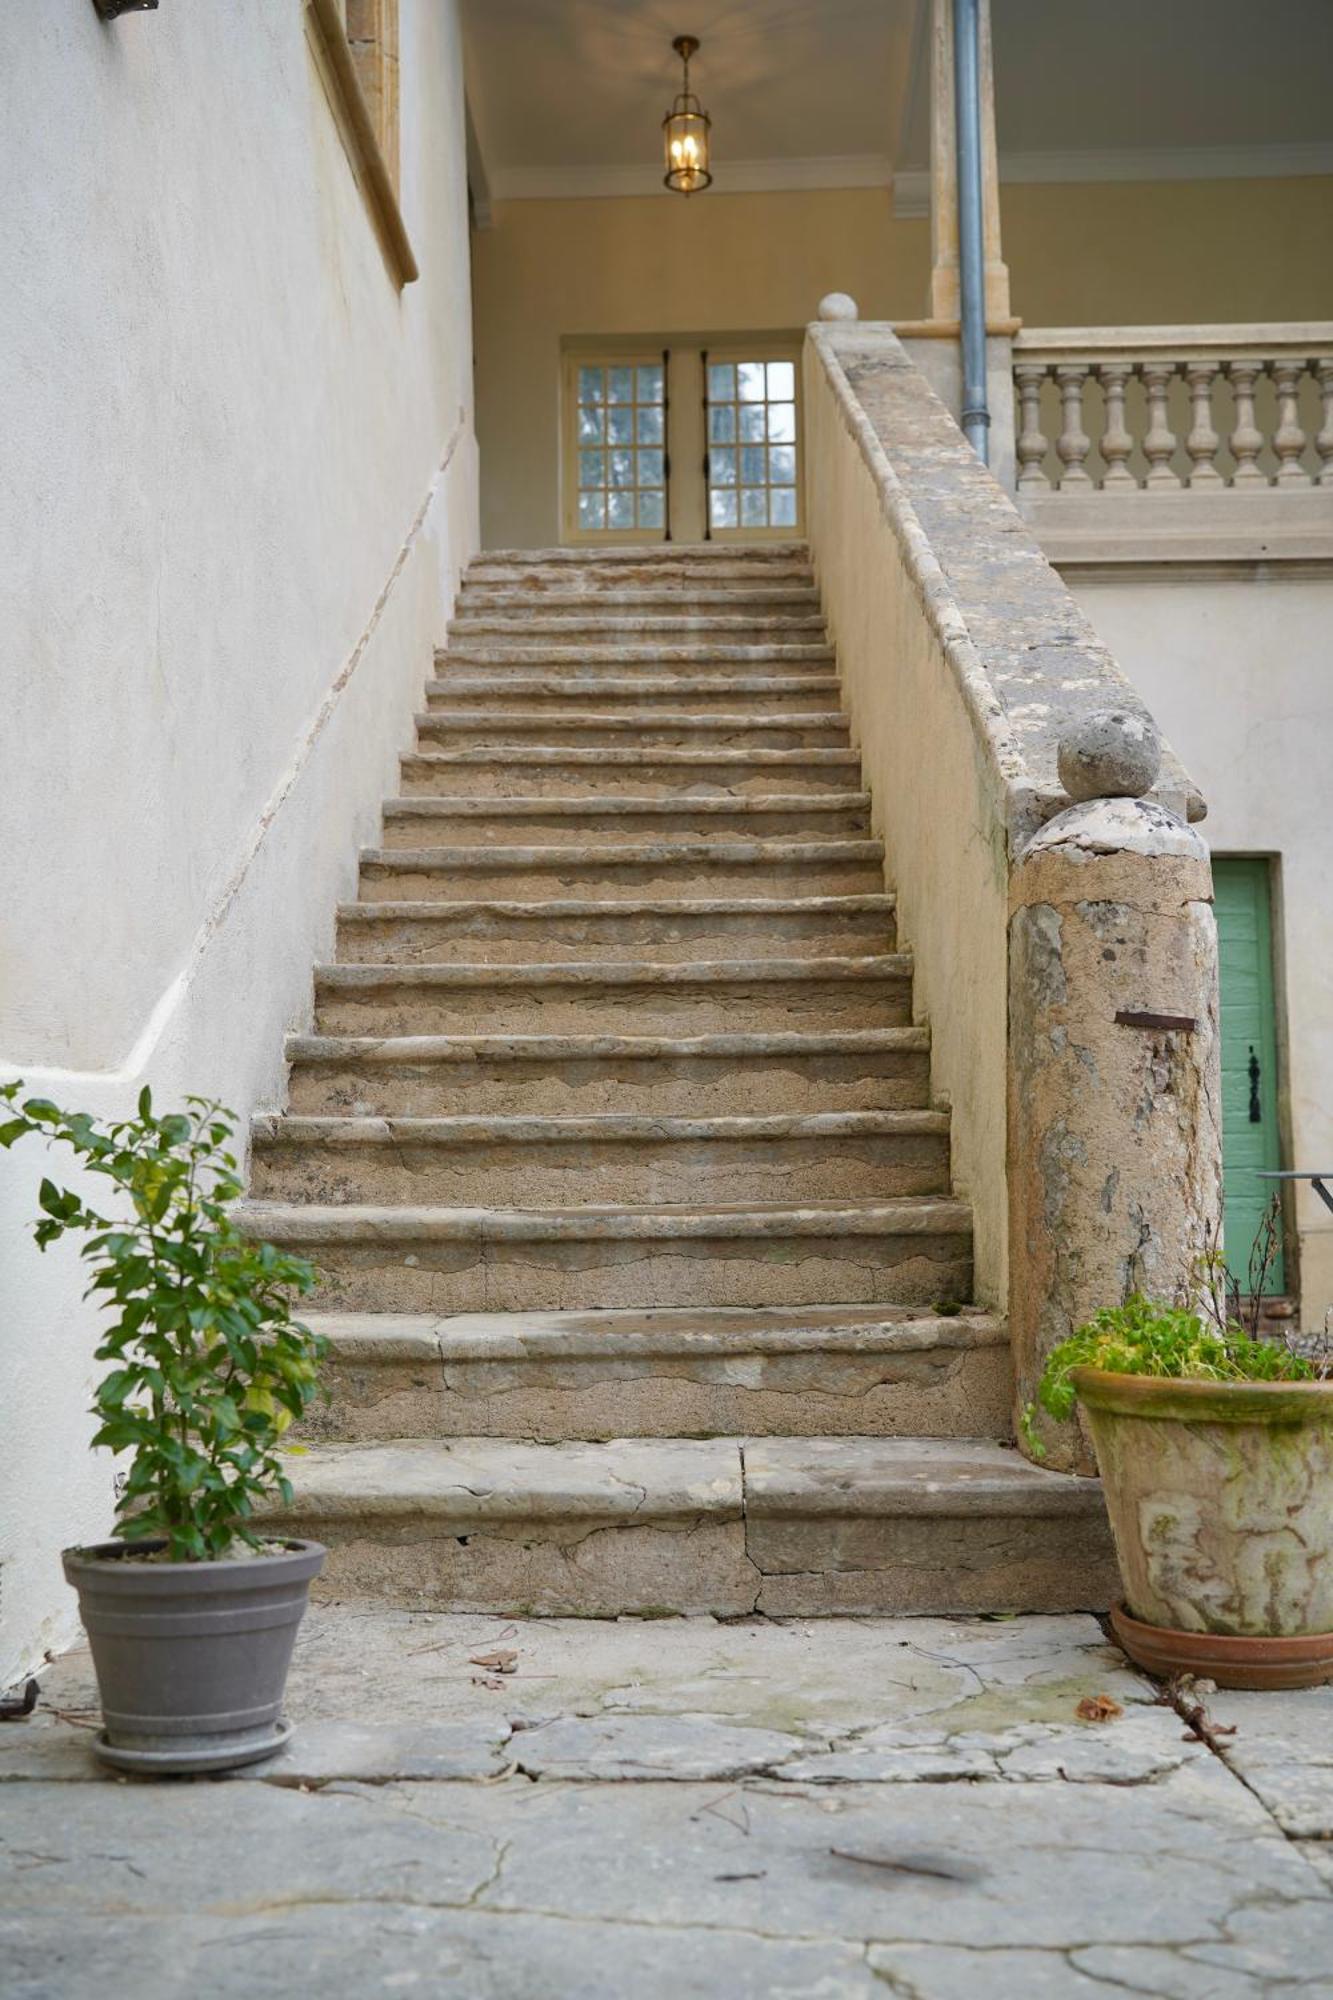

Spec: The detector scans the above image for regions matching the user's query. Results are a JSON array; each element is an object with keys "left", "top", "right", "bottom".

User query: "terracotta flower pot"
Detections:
[
  {"left": 1072, "top": 1369, "right": 1333, "bottom": 1689},
  {"left": 63, "top": 1537, "right": 325, "bottom": 1775}
]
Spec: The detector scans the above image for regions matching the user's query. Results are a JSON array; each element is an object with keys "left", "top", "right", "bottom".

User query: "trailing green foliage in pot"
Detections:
[
  {"left": 1022, "top": 1294, "right": 1319, "bottom": 1458},
  {"left": 0, "top": 1084, "right": 324, "bottom": 1561}
]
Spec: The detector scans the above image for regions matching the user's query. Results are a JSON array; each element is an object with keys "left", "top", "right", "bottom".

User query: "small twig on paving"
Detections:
[
  {"left": 1159, "top": 1676, "right": 1237, "bottom": 1753},
  {"left": 830, "top": 1847, "right": 977, "bottom": 1882}
]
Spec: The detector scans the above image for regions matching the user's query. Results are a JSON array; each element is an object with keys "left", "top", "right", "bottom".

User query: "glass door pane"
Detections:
[
  {"left": 569, "top": 357, "right": 668, "bottom": 540},
  {"left": 705, "top": 354, "right": 801, "bottom": 538}
]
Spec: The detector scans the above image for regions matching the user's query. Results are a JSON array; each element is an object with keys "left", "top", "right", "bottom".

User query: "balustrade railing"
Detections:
[{"left": 1012, "top": 326, "right": 1333, "bottom": 494}]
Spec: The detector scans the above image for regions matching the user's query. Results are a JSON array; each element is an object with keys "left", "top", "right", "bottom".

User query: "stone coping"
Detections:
[{"left": 807, "top": 320, "right": 1206, "bottom": 850}]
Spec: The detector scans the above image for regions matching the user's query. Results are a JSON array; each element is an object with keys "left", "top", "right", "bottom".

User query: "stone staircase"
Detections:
[{"left": 242, "top": 544, "right": 1112, "bottom": 1615}]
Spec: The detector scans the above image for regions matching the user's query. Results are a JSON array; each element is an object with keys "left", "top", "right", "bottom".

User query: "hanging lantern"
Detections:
[{"left": 662, "top": 36, "right": 712, "bottom": 195}]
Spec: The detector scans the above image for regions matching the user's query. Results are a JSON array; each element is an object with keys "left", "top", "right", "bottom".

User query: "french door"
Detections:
[{"left": 563, "top": 341, "right": 804, "bottom": 546}]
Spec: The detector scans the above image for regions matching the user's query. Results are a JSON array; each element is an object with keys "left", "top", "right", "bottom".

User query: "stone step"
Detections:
[
  {"left": 439, "top": 643, "right": 836, "bottom": 668},
  {"left": 413, "top": 709, "right": 851, "bottom": 750},
  {"left": 297, "top": 1304, "right": 1010, "bottom": 1442},
  {"left": 285, "top": 1025, "right": 930, "bottom": 1117},
  {"left": 425, "top": 675, "right": 842, "bottom": 711},
  {"left": 357, "top": 837, "right": 884, "bottom": 903},
  {"left": 399, "top": 747, "right": 865, "bottom": 799},
  {"left": 249, "top": 1108, "right": 953, "bottom": 1208},
  {"left": 237, "top": 1195, "right": 974, "bottom": 1313},
  {"left": 378, "top": 793, "right": 871, "bottom": 849},
  {"left": 467, "top": 544, "right": 811, "bottom": 582},
  {"left": 457, "top": 584, "right": 821, "bottom": 613},
  {"left": 312, "top": 955, "right": 915, "bottom": 1035},
  {"left": 449, "top": 610, "right": 829, "bottom": 638},
  {"left": 262, "top": 1433, "right": 1112, "bottom": 1616},
  {"left": 333, "top": 895, "right": 896, "bottom": 966}
]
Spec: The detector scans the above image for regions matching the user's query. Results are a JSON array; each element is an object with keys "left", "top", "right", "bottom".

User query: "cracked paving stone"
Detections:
[
  {"left": 382, "top": 1766, "right": 1328, "bottom": 1957},
  {"left": 1202, "top": 1685, "right": 1333, "bottom": 1840},
  {"left": 782, "top": 1705, "right": 1206, "bottom": 1785},
  {"left": 0, "top": 1908, "right": 886, "bottom": 2000},
  {"left": 0, "top": 1782, "right": 498, "bottom": 1918},
  {"left": 510, "top": 1712, "right": 811, "bottom": 1780}
]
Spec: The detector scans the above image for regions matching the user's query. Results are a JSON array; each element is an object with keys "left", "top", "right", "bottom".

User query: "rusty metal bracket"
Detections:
[{"left": 1114, "top": 1010, "right": 1197, "bottom": 1034}]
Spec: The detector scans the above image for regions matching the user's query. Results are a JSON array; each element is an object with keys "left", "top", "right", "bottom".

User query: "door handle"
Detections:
[{"left": 1248, "top": 1046, "right": 1262, "bottom": 1123}]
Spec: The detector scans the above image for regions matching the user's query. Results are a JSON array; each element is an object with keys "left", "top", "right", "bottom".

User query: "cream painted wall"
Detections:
[
  {"left": 1066, "top": 571, "right": 1333, "bottom": 1324},
  {"left": 0, "top": 0, "right": 478, "bottom": 1685},
  {"left": 472, "top": 176, "right": 1333, "bottom": 549},
  {"left": 472, "top": 188, "right": 926, "bottom": 549}
]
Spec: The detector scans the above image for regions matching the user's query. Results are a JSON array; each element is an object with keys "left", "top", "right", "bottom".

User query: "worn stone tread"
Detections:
[
  {"left": 303, "top": 1303, "right": 1005, "bottom": 1363},
  {"left": 253, "top": 1108, "right": 951, "bottom": 1148},
  {"left": 237, "top": 1195, "right": 974, "bottom": 1244},
  {"left": 744, "top": 1435, "right": 1105, "bottom": 1517},
  {"left": 382, "top": 791, "right": 870, "bottom": 820},
  {"left": 287, "top": 1025, "right": 928, "bottom": 1065},
  {"left": 318, "top": 953, "right": 910, "bottom": 989}
]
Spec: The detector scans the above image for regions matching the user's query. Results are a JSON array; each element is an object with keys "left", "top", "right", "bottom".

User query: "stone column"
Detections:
[
  {"left": 1008, "top": 715, "right": 1224, "bottom": 1472},
  {"left": 928, "top": 0, "right": 1011, "bottom": 324}
]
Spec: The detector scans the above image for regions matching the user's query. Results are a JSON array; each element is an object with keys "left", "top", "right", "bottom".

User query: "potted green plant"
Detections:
[
  {"left": 0, "top": 1083, "right": 327, "bottom": 1773},
  {"left": 1028, "top": 1269, "right": 1333, "bottom": 1690}
]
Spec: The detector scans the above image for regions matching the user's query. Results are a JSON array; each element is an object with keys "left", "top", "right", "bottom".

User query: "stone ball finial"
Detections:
[
  {"left": 1057, "top": 707, "right": 1162, "bottom": 803},
  {"left": 818, "top": 293, "right": 859, "bottom": 323}
]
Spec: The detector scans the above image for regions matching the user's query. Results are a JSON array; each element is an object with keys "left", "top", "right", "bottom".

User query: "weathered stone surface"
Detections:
[
  {"left": 299, "top": 1304, "right": 1011, "bottom": 1443},
  {"left": 249, "top": 1107, "right": 952, "bottom": 1208},
  {"left": 311, "top": 955, "right": 914, "bottom": 1036},
  {"left": 334, "top": 891, "right": 896, "bottom": 964},
  {"left": 240, "top": 1198, "right": 975, "bottom": 1314},
  {"left": 0, "top": 1909, "right": 885, "bottom": 2000},
  {"left": 744, "top": 1437, "right": 1115, "bottom": 1615},
  {"left": 1056, "top": 705, "right": 1162, "bottom": 803},
  {"left": 1207, "top": 1685, "right": 1333, "bottom": 1838},
  {"left": 509, "top": 1713, "right": 807, "bottom": 1781},
  {"left": 13, "top": 1603, "right": 1326, "bottom": 1992},
  {"left": 1008, "top": 797, "right": 1223, "bottom": 1469}
]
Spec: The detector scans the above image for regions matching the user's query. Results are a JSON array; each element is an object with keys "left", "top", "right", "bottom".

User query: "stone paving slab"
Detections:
[
  {"left": 3, "top": 1609, "right": 1330, "bottom": 1996},
  {"left": 1204, "top": 1684, "right": 1333, "bottom": 1839}
]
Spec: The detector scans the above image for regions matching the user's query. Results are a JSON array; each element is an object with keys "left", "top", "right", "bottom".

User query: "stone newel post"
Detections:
[{"left": 1008, "top": 712, "right": 1224, "bottom": 1472}]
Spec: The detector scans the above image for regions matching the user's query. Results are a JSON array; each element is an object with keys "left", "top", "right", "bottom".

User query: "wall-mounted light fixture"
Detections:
[
  {"left": 92, "top": 0, "right": 158, "bottom": 19},
  {"left": 663, "top": 36, "right": 712, "bottom": 195}
]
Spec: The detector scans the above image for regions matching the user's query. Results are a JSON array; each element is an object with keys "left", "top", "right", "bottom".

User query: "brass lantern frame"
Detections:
[{"left": 662, "top": 35, "right": 712, "bottom": 195}]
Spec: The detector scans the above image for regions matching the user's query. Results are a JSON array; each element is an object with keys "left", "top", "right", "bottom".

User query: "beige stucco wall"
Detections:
[
  {"left": 0, "top": 0, "right": 477, "bottom": 1684},
  {"left": 1066, "top": 569, "right": 1333, "bottom": 1325},
  {"left": 473, "top": 176, "right": 1333, "bottom": 550}
]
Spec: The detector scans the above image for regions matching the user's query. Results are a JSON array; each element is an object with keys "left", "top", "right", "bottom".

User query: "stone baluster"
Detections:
[
  {"left": 1015, "top": 363, "right": 1052, "bottom": 491},
  {"left": 1141, "top": 361, "right": 1182, "bottom": 487},
  {"left": 1184, "top": 360, "right": 1223, "bottom": 485},
  {"left": 1226, "top": 360, "right": 1267, "bottom": 485},
  {"left": 1272, "top": 360, "right": 1312, "bottom": 486},
  {"left": 1315, "top": 359, "right": 1333, "bottom": 486},
  {"left": 1054, "top": 364, "right": 1093, "bottom": 489},
  {"left": 1097, "top": 361, "right": 1136, "bottom": 488}
]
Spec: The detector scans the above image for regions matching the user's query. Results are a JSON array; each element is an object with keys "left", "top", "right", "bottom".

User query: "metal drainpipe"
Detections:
[{"left": 953, "top": 0, "right": 990, "bottom": 463}]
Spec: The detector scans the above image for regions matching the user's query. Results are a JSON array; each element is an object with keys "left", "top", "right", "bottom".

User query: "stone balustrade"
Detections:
[{"left": 1010, "top": 326, "right": 1333, "bottom": 564}]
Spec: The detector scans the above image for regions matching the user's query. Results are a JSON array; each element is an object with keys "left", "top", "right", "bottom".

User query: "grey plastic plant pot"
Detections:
[{"left": 62, "top": 1537, "right": 325, "bottom": 1775}]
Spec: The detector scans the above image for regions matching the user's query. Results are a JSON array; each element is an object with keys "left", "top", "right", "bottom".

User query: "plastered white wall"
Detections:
[
  {"left": 0, "top": 0, "right": 478, "bottom": 1686},
  {"left": 1067, "top": 570, "right": 1333, "bottom": 1322}
]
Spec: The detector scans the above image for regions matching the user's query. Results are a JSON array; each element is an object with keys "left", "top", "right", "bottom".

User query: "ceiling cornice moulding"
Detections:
[
  {"left": 489, "top": 154, "right": 892, "bottom": 201},
  {"left": 893, "top": 139, "right": 1333, "bottom": 217}
]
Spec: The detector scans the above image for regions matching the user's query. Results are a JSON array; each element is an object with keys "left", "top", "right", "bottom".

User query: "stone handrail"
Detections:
[
  {"left": 804, "top": 313, "right": 1222, "bottom": 1468},
  {"left": 1012, "top": 323, "right": 1333, "bottom": 499}
]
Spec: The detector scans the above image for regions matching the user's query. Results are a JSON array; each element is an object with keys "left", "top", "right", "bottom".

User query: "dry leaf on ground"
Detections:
[{"left": 1075, "top": 1694, "right": 1125, "bottom": 1723}]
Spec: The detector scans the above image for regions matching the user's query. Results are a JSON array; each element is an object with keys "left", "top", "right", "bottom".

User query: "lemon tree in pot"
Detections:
[
  {"left": 1028, "top": 1286, "right": 1333, "bottom": 1691},
  {"left": 0, "top": 1083, "right": 327, "bottom": 1774}
]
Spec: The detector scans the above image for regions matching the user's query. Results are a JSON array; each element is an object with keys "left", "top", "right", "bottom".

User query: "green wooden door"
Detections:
[{"left": 1214, "top": 859, "right": 1285, "bottom": 1293}]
